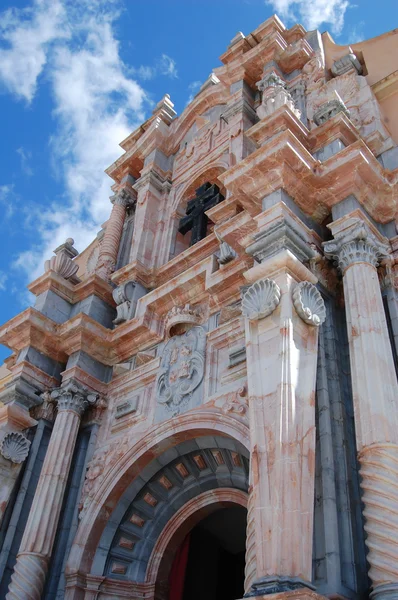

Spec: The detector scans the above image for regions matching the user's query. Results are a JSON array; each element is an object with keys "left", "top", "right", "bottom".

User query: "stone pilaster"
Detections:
[
  {"left": 96, "top": 188, "right": 135, "bottom": 281},
  {"left": 242, "top": 202, "right": 324, "bottom": 596},
  {"left": 324, "top": 218, "right": 398, "bottom": 600},
  {"left": 6, "top": 382, "right": 98, "bottom": 600}
]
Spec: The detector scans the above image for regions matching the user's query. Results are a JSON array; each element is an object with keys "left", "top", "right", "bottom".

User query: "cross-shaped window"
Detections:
[{"left": 178, "top": 183, "right": 224, "bottom": 246}]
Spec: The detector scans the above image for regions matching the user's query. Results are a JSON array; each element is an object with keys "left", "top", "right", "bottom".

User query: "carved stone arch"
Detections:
[
  {"left": 93, "top": 436, "right": 249, "bottom": 583},
  {"left": 167, "top": 160, "right": 229, "bottom": 260},
  {"left": 65, "top": 412, "right": 250, "bottom": 584},
  {"left": 172, "top": 160, "right": 229, "bottom": 213}
]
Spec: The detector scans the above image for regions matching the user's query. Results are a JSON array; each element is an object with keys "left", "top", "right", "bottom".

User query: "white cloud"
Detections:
[
  {"left": 0, "top": 0, "right": 149, "bottom": 283},
  {"left": 187, "top": 80, "right": 202, "bottom": 104},
  {"left": 0, "top": 0, "right": 68, "bottom": 102},
  {"left": 266, "top": 0, "right": 349, "bottom": 35},
  {"left": 159, "top": 54, "right": 178, "bottom": 78},
  {"left": 16, "top": 147, "right": 34, "bottom": 176},
  {"left": 0, "top": 184, "right": 15, "bottom": 219},
  {"left": 134, "top": 54, "right": 178, "bottom": 81},
  {"left": 0, "top": 272, "right": 8, "bottom": 291}
]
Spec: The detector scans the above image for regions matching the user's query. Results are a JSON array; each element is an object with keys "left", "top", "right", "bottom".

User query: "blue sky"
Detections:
[{"left": 0, "top": 0, "right": 397, "bottom": 363}]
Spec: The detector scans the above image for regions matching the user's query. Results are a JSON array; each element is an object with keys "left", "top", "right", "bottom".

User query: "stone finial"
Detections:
[
  {"left": 44, "top": 238, "right": 80, "bottom": 283},
  {"left": 323, "top": 222, "right": 390, "bottom": 273},
  {"left": 292, "top": 281, "right": 326, "bottom": 326},
  {"left": 331, "top": 51, "right": 362, "bottom": 77},
  {"left": 48, "top": 382, "right": 98, "bottom": 417},
  {"left": 229, "top": 31, "right": 245, "bottom": 48},
  {"left": 313, "top": 92, "right": 350, "bottom": 126},
  {"left": 0, "top": 431, "right": 31, "bottom": 464},
  {"left": 152, "top": 93, "right": 177, "bottom": 125},
  {"left": 165, "top": 304, "right": 202, "bottom": 337},
  {"left": 241, "top": 278, "right": 281, "bottom": 320},
  {"left": 199, "top": 73, "right": 220, "bottom": 93}
]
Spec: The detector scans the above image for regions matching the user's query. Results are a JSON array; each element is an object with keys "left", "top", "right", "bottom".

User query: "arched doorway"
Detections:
[{"left": 169, "top": 505, "right": 247, "bottom": 600}]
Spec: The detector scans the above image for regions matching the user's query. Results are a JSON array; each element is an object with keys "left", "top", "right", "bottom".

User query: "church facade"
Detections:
[{"left": 1, "top": 14, "right": 398, "bottom": 600}]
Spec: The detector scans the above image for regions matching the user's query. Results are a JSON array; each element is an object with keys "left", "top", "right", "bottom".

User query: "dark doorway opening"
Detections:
[{"left": 170, "top": 506, "right": 247, "bottom": 600}]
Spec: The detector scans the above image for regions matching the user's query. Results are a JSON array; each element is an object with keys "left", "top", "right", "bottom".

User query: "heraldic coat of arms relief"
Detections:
[{"left": 155, "top": 326, "right": 206, "bottom": 417}]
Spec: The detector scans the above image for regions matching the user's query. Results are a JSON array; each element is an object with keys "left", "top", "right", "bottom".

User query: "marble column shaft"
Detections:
[
  {"left": 242, "top": 254, "right": 324, "bottom": 595},
  {"left": 324, "top": 219, "right": 398, "bottom": 600},
  {"left": 6, "top": 384, "right": 97, "bottom": 600},
  {"left": 96, "top": 189, "right": 132, "bottom": 280}
]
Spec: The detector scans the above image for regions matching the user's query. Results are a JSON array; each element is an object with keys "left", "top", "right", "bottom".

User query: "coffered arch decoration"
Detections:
[{"left": 94, "top": 436, "right": 249, "bottom": 583}]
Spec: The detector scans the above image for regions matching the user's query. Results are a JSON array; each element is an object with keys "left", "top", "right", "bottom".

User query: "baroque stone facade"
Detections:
[{"left": 1, "top": 14, "right": 398, "bottom": 600}]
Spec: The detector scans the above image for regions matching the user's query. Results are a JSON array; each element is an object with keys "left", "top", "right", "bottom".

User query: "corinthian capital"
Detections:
[
  {"left": 48, "top": 382, "right": 98, "bottom": 417},
  {"left": 110, "top": 188, "right": 135, "bottom": 208},
  {"left": 323, "top": 222, "right": 390, "bottom": 273}
]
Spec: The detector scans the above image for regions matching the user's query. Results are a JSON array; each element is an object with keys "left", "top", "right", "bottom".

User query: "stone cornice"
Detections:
[
  {"left": 219, "top": 125, "right": 398, "bottom": 224},
  {"left": 28, "top": 271, "right": 115, "bottom": 306}
]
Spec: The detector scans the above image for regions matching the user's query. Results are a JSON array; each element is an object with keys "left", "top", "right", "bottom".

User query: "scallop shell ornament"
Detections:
[
  {"left": 292, "top": 281, "right": 326, "bottom": 327},
  {"left": 0, "top": 431, "right": 31, "bottom": 464},
  {"left": 242, "top": 278, "right": 281, "bottom": 320}
]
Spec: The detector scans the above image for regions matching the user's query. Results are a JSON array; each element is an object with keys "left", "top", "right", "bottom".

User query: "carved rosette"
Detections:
[
  {"left": 292, "top": 281, "right": 326, "bottom": 327},
  {"left": 0, "top": 432, "right": 31, "bottom": 464},
  {"left": 49, "top": 383, "right": 98, "bottom": 417},
  {"left": 324, "top": 223, "right": 390, "bottom": 273},
  {"left": 241, "top": 278, "right": 281, "bottom": 320}
]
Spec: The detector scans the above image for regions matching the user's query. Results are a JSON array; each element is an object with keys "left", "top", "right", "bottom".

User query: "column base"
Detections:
[
  {"left": 241, "top": 590, "right": 328, "bottom": 600},
  {"left": 245, "top": 577, "right": 315, "bottom": 597},
  {"left": 370, "top": 583, "right": 398, "bottom": 600}
]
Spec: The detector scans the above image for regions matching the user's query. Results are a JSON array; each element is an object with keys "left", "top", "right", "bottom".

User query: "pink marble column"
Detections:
[
  {"left": 96, "top": 189, "right": 134, "bottom": 280},
  {"left": 241, "top": 255, "right": 325, "bottom": 596},
  {"left": 6, "top": 383, "right": 97, "bottom": 600},
  {"left": 324, "top": 218, "right": 398, "bottom": 600}
]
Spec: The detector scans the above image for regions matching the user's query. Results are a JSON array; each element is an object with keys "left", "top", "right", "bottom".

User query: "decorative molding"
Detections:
[
  {"left": 156, "top": 326, "right": 206, "bottom": 414},
  {"left": 165, "top": 304, "right": 202, "bottom": 338},
  {"left": 292, "top": 281, "right": 326, "bottom": 327},
  {"left": 112, "top": 280, "right": 147, "bottom": 325},
  {"left": 217, "top": 240, "right": 237, "bottom": 265},
  {"left": 44, "top": 238, "right": 80, "bottom": 283},
  {"left": 331, "top": 53, "right": 362, "bottom": 77},
  {"left": 222, "top": 386, "right": 247, "bottom": 415},
  {"left": 241, "top": 278, "right": 281, "bottom": 320},
  {"left": 110, "top": 188, "right": 136, "bottom": 208},
  {"left": 0, "top": 431, "right": 31, "bottom": 464},
  {"left": 256, "top": 71, "right": 286, "bottom": 92},
  {"left": 46, "top": 382, "right": 98, "bottom": 417},
  {"left": 313, "top": 94, "right": 350, "bottom": 126},
  {"left": 256, "top": 71, "right": 299, "bottom": 120},
  {"left": 246, "top": 218, "right": 316, "bottom": 264},
  {"left": 323, "top": 222, "right": 390, "bottom": 272}
]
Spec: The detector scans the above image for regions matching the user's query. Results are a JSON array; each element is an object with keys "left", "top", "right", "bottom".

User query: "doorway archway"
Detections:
[{"left": 170, "top": 505, "right": 247, "bottom": 600}]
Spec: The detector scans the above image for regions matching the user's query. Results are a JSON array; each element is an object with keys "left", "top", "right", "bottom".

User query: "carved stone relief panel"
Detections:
[{"left": 154, "top": 326, "right": 206, "bottom": 420}]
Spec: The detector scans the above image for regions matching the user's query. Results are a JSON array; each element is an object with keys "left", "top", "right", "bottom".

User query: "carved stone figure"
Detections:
[{"left": 156, "top": 327, "right": 206, "bottom": 414}]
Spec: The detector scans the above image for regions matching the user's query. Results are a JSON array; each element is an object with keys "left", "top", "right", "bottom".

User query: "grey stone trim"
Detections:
[
  {"left": 0, "top": 421, "right": 52, "bottom": 598},
  {"left": 34, "top": 290, "right": 72, "bottom": 324},
  {"left": 70, "top": 295, "right": 116, "bottom": 329},
  {"left": 66, "top": 351, "right": 112, "bottom": 383},
  {"left": 314, "top": 139, "right": 345, "bottom": 162},
  {"left": 17, "top": 346, "right": 64, "bottom": 380}
]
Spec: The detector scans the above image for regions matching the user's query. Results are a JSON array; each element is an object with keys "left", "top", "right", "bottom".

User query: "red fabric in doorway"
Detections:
[{"left": 168, "top": 534, "right": 190, "bottom": 600}]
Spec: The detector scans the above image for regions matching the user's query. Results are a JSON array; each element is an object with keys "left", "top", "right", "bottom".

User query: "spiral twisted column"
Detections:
[
  {"left": 96, "top": 188, "right": 135, "bottom": 280},
  {"left": 324, "top": 219, "right": 398, "bottom": 600},
  {"left": 6, "top": 383, "right": 97, "bottom": 600}
]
